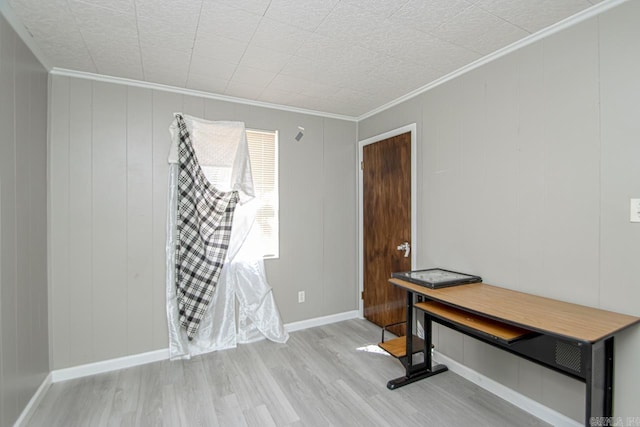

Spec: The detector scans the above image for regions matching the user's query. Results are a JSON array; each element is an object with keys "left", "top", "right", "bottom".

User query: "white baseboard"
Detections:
[
  {"left": 433, "top": 351, "right": 582, "bottom": 427},
  {"left": 284, "top": 310, "right": 360, "bottom": 333},
  {"left": 47, "top": 310, "right": 359, "bottom": 383},
  {"left": 13, "top": 372, "right": 52, "bottom": 427},
  {"left": 51, "top": 348, "right": 169, "bottom": 383},
  {"left": 19, "top": 316, "right": 577, "bottom": 427}
]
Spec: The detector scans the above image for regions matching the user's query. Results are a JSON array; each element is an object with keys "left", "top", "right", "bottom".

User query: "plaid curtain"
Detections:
[{"left": 175, "top": 114, "right": 239, "bottom": 340}]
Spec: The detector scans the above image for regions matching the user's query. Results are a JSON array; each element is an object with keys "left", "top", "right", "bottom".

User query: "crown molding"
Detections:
[
  {"left": 50, "top": 68, "right": 358, "bottom": 122},
  {"left": 0, "top": 0, "right": 52, "bottom": 70},
  {"left": 4, "top": 0, "right": 628, "bottom": 123},
  {"left": 358, "top": 0, "right": 630, "bottom": 121}
]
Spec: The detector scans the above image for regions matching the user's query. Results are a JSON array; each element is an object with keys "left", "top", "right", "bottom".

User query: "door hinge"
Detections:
[
  {"left": 360, "top": 161, "right": 364, "bottom": 170},
  {"left": 361, "top": 291, "right": 364, "bottom": 300}
]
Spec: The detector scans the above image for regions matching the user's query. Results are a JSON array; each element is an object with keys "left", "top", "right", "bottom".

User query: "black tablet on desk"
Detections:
[{"left": 392, "top": 268, "right": 482, "bottom": 289}]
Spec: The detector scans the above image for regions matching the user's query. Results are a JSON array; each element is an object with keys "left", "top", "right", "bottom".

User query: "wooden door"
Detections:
[{"left": 363, "top": 132, "right": 411, "bottom": 336}]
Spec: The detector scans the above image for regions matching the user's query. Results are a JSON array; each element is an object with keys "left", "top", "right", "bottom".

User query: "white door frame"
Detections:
[{"left": 357, "top": 123, "right": 417, "bottom": 318}]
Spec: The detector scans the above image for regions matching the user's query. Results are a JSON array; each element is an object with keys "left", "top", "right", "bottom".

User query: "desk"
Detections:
[{"left": 386, "top": 278, "right": 640, "bottom": 425}]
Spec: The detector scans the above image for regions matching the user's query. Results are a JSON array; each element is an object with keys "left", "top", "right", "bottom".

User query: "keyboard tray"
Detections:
[{"left": 415, "top": 301, "right": 532, "bottom": 344}]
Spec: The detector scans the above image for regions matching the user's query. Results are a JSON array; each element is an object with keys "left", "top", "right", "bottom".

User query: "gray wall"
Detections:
[
  {"left": 0, "top": 13, "right": 49, "bottom": 427},
  {"left": 48, "top": 75, "right": 358, "bottom": 370},
  {"left": 359, "top": 1, "right": 640, "bottom": 423}
]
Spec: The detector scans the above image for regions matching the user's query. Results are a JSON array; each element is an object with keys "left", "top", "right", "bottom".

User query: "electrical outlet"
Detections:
[
  {"left": 631, "top": 199, "right": 640, "bottom": 223},
  {"left": 298, "top": 291, "right": 305, "bottom": 303}
]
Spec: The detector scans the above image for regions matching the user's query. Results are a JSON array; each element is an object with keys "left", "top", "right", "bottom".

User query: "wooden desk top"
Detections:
[{"left": 389, "top": 278, "right": 640, "bottom": 343}]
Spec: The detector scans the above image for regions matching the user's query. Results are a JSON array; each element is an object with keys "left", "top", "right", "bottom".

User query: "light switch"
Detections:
[{"left": 631, "top": 199, "right": 640, "bottom": 223}]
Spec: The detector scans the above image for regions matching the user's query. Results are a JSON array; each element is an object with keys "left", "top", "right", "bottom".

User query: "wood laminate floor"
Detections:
[{"left": 27, "top": 319, "right": 550, "bottom": 426}]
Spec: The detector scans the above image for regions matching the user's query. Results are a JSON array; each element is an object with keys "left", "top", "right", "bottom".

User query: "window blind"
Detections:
[{"left": 246, "top": 129, "right": 279, "bottom": 258}]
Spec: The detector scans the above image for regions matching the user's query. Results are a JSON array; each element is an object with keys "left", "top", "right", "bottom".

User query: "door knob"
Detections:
[{"left": 396, "top": 241, "right": 410, "bottom": 258}]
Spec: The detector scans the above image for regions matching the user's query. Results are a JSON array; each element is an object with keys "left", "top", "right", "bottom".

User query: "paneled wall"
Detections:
[
  {"left": 48, "top": 76, "right": 358, "bottom": 370},
  {"left": 0, "top": 13, "right": 49, "bottom": 427},
  {"left": 358, "top": 1, "right": 640, "bottom": 423}
]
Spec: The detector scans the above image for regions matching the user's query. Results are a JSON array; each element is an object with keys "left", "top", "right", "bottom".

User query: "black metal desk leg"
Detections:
[
  {"left": 424, "top": 311, "right": 432, "bottom": 369},
  {"left": 585, "top": 337, "right": 614, "bottom": 424},
  {"left": 387, "top": 292, "right": 448, "bottom": 390},
  {"left": 405, "top": 290, "right": 414, "bottom": 375}
]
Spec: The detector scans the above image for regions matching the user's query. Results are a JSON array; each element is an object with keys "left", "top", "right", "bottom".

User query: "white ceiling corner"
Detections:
[{"left": 4, "top": 0, "right": 616, "bottom": 118}]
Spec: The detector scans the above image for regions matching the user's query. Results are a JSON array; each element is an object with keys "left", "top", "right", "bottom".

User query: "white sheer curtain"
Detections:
[{"left": 166, "top": 114, "right": 288, "bottom": 360}]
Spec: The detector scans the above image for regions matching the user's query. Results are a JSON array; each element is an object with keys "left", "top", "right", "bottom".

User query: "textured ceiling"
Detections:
[{"left": 9, "top": 0, "right": 602, "bottom": 117}]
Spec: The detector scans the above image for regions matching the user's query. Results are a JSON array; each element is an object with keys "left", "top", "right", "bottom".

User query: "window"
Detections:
[{"left": 246, "top": 129, "right": 279, "bottom": 259}]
